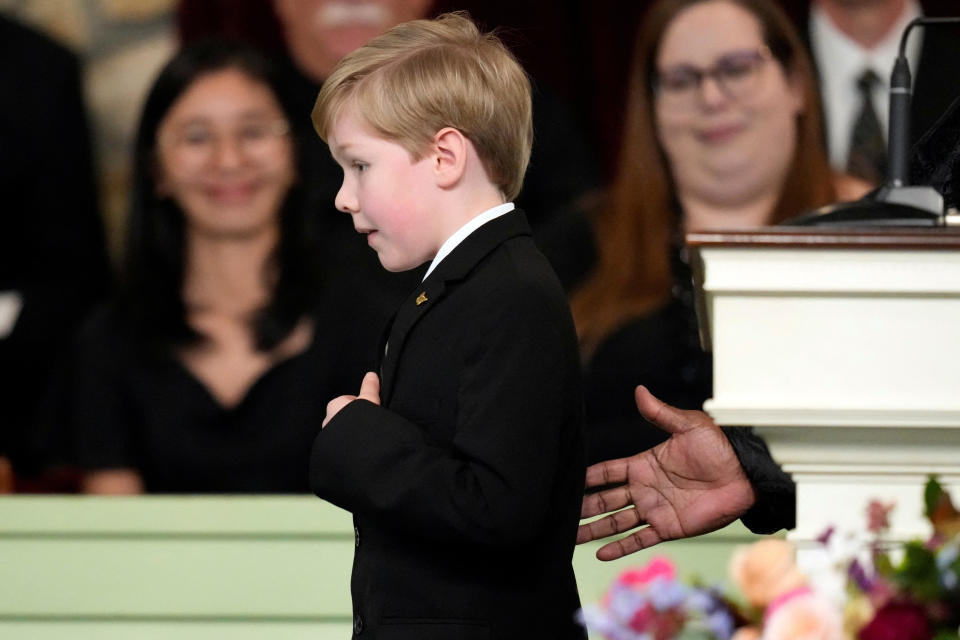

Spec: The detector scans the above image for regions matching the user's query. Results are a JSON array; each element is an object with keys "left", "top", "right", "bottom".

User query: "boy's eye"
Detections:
[{"left": 352, "top": 161, "right": 368, "bottom": 173}]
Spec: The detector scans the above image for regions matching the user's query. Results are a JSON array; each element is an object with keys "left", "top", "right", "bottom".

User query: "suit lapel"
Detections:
[
  {"left": 378, "top": 209, "right": 533, "bottom": 404},
  {"left": 379, "top": 278, "right": 447, "bottom": 404}
]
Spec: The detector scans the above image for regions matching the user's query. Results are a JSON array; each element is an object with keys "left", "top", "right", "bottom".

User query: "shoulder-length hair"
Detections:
[
  {"left": 571, "top": 0, "right": 836, "bottom": 353},
  {"left": 121, "top": 39, "right": 321, "bottom": 351}
]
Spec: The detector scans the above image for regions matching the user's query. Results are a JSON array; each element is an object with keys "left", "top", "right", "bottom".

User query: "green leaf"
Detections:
[
  {"left": 926, "top": 475, "right": 945, "bottom": 519},
  {"left": 891, "top": 541, "right": 943, "bottom": 601},
  {"left": 874, "top": 551, "right": 895, "bottom": 577}
]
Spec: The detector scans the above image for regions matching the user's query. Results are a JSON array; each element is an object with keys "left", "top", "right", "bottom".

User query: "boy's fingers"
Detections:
[
  {"left": 357, "top": 371, "right": 381, "bottom": 405},
  {"left": 323, "top": 394, "right": 356, "bottom": 428}
]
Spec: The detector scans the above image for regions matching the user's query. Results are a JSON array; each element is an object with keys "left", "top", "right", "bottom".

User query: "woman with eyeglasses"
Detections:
[
  {"left": 68, "top": 40, "right": 377, "bottom": 493},
  {"left": 573, "top": 0, "right": 869, "bottom": 466}
]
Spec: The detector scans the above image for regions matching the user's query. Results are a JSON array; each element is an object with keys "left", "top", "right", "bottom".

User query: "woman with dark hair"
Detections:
[
  {"left": 71, "top": 40, "right": 376, "bottom": 493},
  {"left": 572, "top": 0, "right": 870, "bottom": 465}
]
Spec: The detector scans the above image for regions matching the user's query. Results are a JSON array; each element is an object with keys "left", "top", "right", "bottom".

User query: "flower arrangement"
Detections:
[
  {"left": 837, "top": 476, "right": 960, "bottom": 640},
  {"left": 727, "top": 538, "right": 843, "bottom": 639},
  {"left": 577, "top": 555, "right": 738, "bottom": 639},
  {"left": 578, "top": 477, "right": 960, "bottom": 640}
]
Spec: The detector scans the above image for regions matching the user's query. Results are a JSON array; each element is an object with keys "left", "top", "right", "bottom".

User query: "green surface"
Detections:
[
  {"left": 0, "top": 496, "right": 764, "bottom": 638},
  {"left": 0, "top": 621, "right": 352, "bottom": 639}
]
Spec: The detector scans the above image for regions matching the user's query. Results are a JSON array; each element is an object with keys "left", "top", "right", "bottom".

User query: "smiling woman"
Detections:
[
  {"left": 572, "top": 0, "right": 871, "bottom": 467},
  {"left": 62, "top": 41, "right": 375, "bottom": 494},
  {"left": 155, "top": 68, "right": 295, "bottom": 239},
  {"left": 654, "top": 1, "right": 809, "bottom": 231}
]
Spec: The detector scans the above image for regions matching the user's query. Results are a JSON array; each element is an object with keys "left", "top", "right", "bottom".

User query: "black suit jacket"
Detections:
[{"left": 311, "top": 210, "right": 586, "bottom": 640}]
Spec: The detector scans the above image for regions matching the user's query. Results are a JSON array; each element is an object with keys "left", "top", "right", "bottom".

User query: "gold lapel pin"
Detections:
[{"left": 415, "top": 292, "right": 429, "bottom": 306}]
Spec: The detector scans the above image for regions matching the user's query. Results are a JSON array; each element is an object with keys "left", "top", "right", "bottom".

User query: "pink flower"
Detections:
[
  {"left": 628, "top": 602, "right": 656, "bottom": 631},
  {"left": 866, "top": 500, "right": 895, "bottom": 534},
  {"left": 618, "top": 556, "right": 676, "bottom": 588},
  {"left": 629, "top": 606, "right": 683, "bottom": 640},
  {"left": 857, "top": 601, "right": 932, "bottom": 640},
  {"left": 762, "top": 590, "right": 844, "bottom": 640}
]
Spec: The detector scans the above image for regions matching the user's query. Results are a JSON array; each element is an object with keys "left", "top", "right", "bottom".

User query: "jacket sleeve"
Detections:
[{"left": 722, "top": 426, "right": 796, "bottom": 533}]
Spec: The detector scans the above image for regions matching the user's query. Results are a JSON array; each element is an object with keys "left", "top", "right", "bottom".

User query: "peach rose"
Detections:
[
  {"left": 730, "top": 539, "right": 807, "bottom": 610},
  {"left": 732, "top": 626, "right": 762, "bottom": 640}
]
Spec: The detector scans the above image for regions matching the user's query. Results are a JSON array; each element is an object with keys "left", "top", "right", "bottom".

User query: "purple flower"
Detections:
[
  {"left": 848, "top": 558, "right": 875, "bottom": 592},
  {"left": 816, "top": 526, "right": 835, "bottom": 546},
  {"left": 649, "top": 579, "right": 688, "bottom": 611},
  {"left": 704, "top": 609, "right": 735, "bottom": 639}
]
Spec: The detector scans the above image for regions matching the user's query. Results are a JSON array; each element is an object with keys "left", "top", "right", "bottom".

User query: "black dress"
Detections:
[
  {"left": 70, "top": 303, "right": 369, "bottom": 493},
  {"left": 583, "top": 243, "right": 710, "bottom": 464}
]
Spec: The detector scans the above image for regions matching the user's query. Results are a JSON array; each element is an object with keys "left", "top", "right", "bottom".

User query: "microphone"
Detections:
[{"left": 785, "top": 16, "right": 960, "bottom": 228}]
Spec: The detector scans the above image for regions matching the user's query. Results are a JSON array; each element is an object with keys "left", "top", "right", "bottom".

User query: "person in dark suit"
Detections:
[
  {"left": 0, "top": 15, "right": 112, "bottom": 488},
  {"left": 789, "top": 0, "right": 960, "bottom": 183},
  {"left": 310, "top": 13, "right": 586, "bottom": 640}
]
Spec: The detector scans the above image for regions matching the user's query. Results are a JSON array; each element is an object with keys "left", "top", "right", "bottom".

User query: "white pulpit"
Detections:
[{"left": 688, "top": 227, "right": 960, "bottom": 551}]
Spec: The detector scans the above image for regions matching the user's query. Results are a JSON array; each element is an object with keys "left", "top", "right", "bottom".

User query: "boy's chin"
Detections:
[{"left": 376, "top": 254, "right": 421, "bottom": 273}]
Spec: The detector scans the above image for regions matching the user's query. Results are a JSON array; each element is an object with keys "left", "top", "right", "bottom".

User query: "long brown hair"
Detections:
[{"left": 572, "top": 0, "right": 836, "bottom": 353}]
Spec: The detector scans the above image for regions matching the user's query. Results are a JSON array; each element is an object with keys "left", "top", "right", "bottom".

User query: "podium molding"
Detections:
[{"left": 689, "top": 227, "right": 960, "bottom": 545}]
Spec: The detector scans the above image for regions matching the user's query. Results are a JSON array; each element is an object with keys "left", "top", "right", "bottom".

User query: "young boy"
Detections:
[{"left": 310, "top": 13, "right": 586, "bottom": 640}]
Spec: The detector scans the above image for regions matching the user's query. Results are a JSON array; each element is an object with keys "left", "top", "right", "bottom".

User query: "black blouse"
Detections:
[
  {"left": 69, "top": 304, "right": 372, "bottom": 493},
  {"left": 583, "top": 242, "right": 710, "bottom": 465}
]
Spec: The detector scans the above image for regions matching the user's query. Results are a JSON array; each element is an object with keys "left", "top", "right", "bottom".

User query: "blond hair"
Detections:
[{"left": 312, "top": 11, "right": 532, "bottom": 200}]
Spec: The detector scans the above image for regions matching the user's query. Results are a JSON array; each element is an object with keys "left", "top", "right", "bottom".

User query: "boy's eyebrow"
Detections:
[
  {"left": 329, "top": 140, "right": 357, "bottom": 157},
  {"left": 327, "top": 141, "right": 349, "bottom": 161}
]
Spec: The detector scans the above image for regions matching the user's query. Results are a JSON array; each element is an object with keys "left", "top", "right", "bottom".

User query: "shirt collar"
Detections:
[
  {"left": 811, "top": 0, "right": 922, "bottom": 83},
  {"left": 423, "top": 202, "right": 515, "bottom": 281},
  {"left": 809, "top": 1, "right": 923, "bottom": 167}
]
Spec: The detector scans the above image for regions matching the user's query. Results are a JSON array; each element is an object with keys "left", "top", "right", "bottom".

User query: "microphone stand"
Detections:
[{"left": 786, "top": 17, "right": 960, "bottom": 228}]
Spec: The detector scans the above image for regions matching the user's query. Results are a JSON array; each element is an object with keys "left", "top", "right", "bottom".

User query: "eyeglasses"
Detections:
[
  {"left": 653, "top": 47, "right": 772, "bottom": 107},
  {"left": 159, "top": 119, "right": 291, "bottom": 166}
]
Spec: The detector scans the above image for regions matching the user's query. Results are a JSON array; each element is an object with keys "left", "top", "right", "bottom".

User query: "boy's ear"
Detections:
[{"left": 430, "top": 127, "right": 468, "bottom": 189}]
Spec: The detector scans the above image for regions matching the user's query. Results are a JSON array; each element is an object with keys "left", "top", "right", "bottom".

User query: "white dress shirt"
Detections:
[
  {"left": 422, "top": 202, "right": 515, "bottom": 281},
  {"left": 810, "top": 1, "right": 923, "bottom": 170}
]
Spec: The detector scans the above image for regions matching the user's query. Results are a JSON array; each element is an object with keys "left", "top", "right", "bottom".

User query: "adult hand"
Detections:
[
  {"left": 578, "top": 386, "right": 756, "bottom": 560},
  {"left": 322, "top": 371, "right": 381, "bottom": 428}
]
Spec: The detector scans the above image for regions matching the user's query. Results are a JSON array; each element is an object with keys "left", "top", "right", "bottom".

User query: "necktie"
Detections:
[{"left": 846, "top": 69, "right": 887, "bottom": 184}]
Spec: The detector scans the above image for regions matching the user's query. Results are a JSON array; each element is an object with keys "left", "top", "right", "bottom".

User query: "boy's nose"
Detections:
[{"left": 335, "top": 182, "right": 358, "bottom": 214}]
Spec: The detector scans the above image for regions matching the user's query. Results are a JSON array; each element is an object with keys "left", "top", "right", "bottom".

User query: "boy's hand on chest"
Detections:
[{"left": 322, "top": 371, "right": 381, "bottom": 428}]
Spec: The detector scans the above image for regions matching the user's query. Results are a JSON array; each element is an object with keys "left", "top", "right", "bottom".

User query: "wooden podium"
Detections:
[{"left": 688, "top": 228, "right": 960, "bottom": 550}]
